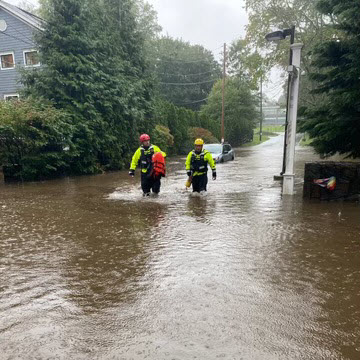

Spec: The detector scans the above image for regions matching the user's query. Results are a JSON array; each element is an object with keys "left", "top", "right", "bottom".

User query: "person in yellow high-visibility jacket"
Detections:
[
  {"left": 185, "top": 138, "right": 216, "bottom": 192},
  {"left": 129, "top": 133, "right": 166, "bottom": 196}
]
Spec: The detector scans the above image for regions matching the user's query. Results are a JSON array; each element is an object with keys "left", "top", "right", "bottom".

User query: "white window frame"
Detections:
[
  {"left": 0, "top": 51, "right": 15, "bottom": 70},
  {"left": 4, "top": 93, "right": 19, "bottom": 100},
  {"left": 23, "top": 49, "right": 40, "bottom": 67}
]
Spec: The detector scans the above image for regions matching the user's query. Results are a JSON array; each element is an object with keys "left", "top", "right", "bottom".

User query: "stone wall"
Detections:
[{"left": 303, "top": 162, "right": 360, "bottom": 201}]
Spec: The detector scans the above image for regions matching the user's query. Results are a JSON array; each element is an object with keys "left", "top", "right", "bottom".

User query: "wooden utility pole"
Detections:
[{"left": 221, "top": 43, "right": 226, "bottom": 143}]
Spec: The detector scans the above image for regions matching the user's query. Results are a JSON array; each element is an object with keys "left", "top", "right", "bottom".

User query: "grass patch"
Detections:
[
  {"left": 255, "top": 125, "right": 285, "bottom": 136},
  {"left": 300, "top": 133, "right": 313, "bottom": 146}
]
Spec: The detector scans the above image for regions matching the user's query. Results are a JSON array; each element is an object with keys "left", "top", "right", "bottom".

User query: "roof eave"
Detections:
[{"left": 0, "top": 0, "right": 44, "bottom": 31}]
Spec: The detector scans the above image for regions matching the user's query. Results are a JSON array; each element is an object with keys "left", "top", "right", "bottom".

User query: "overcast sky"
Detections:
[
  {"left": 9, "top": 0, "right": 248, "bottom": 51},
  {"left": 5, "top": 0, "right": 282, "bottom": 100},
  {"left": 147, "top": 0, "right": 248, "bottom": 55}
]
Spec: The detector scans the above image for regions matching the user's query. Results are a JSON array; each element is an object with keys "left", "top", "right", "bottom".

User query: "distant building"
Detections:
[
  {"left": 262, "top": 105, "right": 286, "bottom": 126},
  {"left": 0, "top": 0, "right": 43, "bottom": 100}
]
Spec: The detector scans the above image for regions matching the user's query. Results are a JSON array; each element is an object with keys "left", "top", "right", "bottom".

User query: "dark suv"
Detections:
[{"left": 203, "top": 143, "right": 235, "bottom": 163}]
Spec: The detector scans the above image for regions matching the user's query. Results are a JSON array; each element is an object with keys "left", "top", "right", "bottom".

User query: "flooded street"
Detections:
[{"left": 1, "top": 134, "right": 359, "bottom": 360}]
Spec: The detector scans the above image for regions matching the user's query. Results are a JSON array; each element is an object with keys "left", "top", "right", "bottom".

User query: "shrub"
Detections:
[
  {"left": 187, "top": 127, "right": 218, "bottom": 144},
  {"left": 184, "top": 127, "right": 219, "bottom": 153},
  {"left": 151, "top": 124, "right": 174, "bottom": 154},
  {"left": 0, "top": 98, "right": 73, "bottom": 181}
]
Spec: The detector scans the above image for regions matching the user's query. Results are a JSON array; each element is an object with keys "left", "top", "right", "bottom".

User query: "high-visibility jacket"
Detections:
[
  {"left": 130, "top": 145, "right": 166, "bottom": 174},
  {"left": 185, "top": 149, "right": 216, "bottom": 176}
]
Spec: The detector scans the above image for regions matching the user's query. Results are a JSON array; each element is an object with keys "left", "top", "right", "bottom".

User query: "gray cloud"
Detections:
[
  {"left": 148, "top": 0, "right": 248, "bottom": 53},
  {"left": 8, "top": 0, "right": 282, "bottom": 99}
]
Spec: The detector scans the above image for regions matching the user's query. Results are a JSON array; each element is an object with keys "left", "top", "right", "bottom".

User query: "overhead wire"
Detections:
[
  {"left": 156, "top": 70, "right": 216, "bottom": 77},
  {"left": 7, "top": 23, "right": 36, "bottom": 47},
  {"left": 173, "top": 97, "right": 209, "bottom": 105},
  {"left": 153, "top": 44, "right": 224, "bottom": 64},
  {"left": 159, "top": 78, "right": 218, "bottom": 86},
  {"left": 263, "top": 79, "right": 286, "bottom": 94},
  {"left": 155, "top": 57, "right": 215, "bottom": 64},
  {"left": 0, "top": 30, "right": 35, "bottom": 47}
]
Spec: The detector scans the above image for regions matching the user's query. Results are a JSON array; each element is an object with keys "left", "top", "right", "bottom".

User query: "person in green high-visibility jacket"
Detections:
[
  {"left": 185, "top": 138, "right": 216, "bottom": 193},
  {"left": 129, "top": 134, "right": 166, "bottom": 196}
]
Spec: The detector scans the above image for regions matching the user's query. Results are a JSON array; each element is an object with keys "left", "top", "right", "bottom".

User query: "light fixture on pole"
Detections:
[{"left": 265, "top": 26, "right": 295, "bottom": 179}]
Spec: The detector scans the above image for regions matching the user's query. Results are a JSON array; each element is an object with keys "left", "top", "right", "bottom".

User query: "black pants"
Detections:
[
  {"left": 141, "top": 172, "right": 161, "bottom": 194},
  {"left": 192, "top": 173, "right": 208, "bottom": 192}
]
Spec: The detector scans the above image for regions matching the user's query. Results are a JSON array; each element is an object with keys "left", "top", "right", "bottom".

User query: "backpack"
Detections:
[{"left": 150, "top": 152, "right": 166, "bottom": 179}]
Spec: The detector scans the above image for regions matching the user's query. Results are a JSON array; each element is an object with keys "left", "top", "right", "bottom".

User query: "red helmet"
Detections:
[{"left": 139, "top": 133, "right": 150, "bottom": 142}]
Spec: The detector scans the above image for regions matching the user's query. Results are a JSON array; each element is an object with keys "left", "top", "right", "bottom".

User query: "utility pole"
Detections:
[
  {"left": 282, "top": 43, "right": 303, "bottom": 195},
  {"left": 281, "top": 25, "right": 296, "bottom": 175},
  {"left": 259, "top": 74, "right": 263, "bottom": 142},
  {"left": 221, "top": 43, "right": 226, "bottom": 144}
]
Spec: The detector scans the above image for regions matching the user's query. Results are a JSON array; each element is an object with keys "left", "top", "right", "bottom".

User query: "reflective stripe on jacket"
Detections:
[
  {"left": 185, "top": 149, "right": 215, "bottom": 176},
  {"left": 130, "top": 145, "right": 165, "bottom": 173}
]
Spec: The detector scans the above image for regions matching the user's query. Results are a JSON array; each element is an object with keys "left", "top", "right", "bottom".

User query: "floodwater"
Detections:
[{"left": 1, "top": 135, "right": 359, "bottom": 360}]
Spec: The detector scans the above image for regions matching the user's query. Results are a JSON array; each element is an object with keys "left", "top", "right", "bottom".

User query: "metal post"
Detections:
[
  {"left": 221, "top": 43, "right": 226, "bottom": 143},
  {"left": 280, "top": 25, "right": 295, "bottom": 175},
  {"left": 282, "top": 43, "right": 303, "bottom": 195},
  {"left": 260, "top": 74, "right": 263, "bottom": 142}
]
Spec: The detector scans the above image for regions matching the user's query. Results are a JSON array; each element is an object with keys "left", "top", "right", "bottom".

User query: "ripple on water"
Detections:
[{"left": 0, "top": 138, "right": 359, "bottom": 359}]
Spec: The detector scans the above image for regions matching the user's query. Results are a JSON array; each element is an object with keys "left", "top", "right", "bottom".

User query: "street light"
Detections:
[
  {"left": 265, "top": 30, "right": 286, "bottom": 42},
  {"left": 265, "top": 26, "right": 295, "bottom": 179},
  {"left": 265, "top": 28, "right": 294, "bottom": 42}
]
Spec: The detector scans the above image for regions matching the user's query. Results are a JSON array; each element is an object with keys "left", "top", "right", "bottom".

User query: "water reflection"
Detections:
[{"left": 1, "top": 134, "right": 359, "bottom": 359}]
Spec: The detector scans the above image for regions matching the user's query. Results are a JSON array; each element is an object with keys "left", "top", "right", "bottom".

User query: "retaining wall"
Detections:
[{"left": 303, "top": 162, "right": 360, "bottom": 201}]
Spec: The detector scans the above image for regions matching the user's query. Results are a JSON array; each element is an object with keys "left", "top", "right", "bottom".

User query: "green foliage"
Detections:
[
  {"left": 244, "top": 0, "right": 340, "bottom": 107},
  {"left": 298, "top": 0, "right": 360, "bottom": 158},
  {"left": 150, "top": 37, "right": 221, "bottom": 110},
  {"left": 200, "top": 78, "right": 258, "bottom": 146},
  {"left": 245, "top": 0, "right": 336, "bottom": 68},
  {"left": 0, "top": 99, "right": 73, "bottom": 181},
  {"left": 21, "top": 0, "right": 153, "bottom": 176},
  {"left": 151, "top": 97, "right": 200, "bottom": 154},
  {"left": 187, "top": 127, "right": 218, "bottom": 144},
  {"left": 151, "top": 124, "right": 174, "bottom": 154},
  {"left": 133, "top": 0, "right": 162, "bottom": 43},
  {"left": 228, "top": 39, "right": 265, "bottom": 89}
]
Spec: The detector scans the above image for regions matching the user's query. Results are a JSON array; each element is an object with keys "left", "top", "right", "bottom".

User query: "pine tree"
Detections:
[
  {"left": 22, "top": 0, "right": 153, "bottom": 174},
  {"left": 299, "top": 0, "right": 360, "bottom": 158}
]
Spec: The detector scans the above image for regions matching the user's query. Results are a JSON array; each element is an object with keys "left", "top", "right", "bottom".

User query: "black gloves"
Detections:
[
  {"left": 187, "top": 171, "right": 192, "bottom": 177},
  {"left": 212, "top": 170, "right": 216, "bottom": 180},
  {"left": 129, "top": 170, "right": 135, "bottom": 176}
]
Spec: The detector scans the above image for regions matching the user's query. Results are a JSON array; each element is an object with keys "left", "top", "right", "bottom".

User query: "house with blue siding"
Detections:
[{"left": 0, "top": 0, "right": 43, "bottom": 100}]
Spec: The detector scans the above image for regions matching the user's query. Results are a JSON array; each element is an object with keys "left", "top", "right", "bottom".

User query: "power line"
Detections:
[
  {"left": 7, "top": 23, "right": 36, "bottom": 46},
  {"left": 0, "top": 31, "right": 35, "bottom": 47},
  {"left": 155, "top": 58, "right": 212, "bottom": 64},
  {"left": 157, "top": 70, "right": 216, "bottom": 77},
  {"left": 265, "top": 80, "right": 285, "bottom": 92},
  {"left": 153, "top": 44, "right": 224, "bottom": 64},
  {"left": 159, "top": 79, "right": 217, "bottom": 86},
  {"left": 174, "top": 97, "right": 209, "bottom": 105}
]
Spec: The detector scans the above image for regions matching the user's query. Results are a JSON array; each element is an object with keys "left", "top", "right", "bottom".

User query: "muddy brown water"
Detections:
[{"left": 1, "top": 135, "right": 359, "bottom": 359}]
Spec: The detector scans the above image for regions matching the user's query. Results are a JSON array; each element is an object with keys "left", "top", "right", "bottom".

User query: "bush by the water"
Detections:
[{"left": 0, "top": 99, "right": 73, "bottom": 181}]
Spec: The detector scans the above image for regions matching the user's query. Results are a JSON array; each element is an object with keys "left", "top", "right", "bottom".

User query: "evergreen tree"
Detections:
[
  {"left": 22, "top": 0, "right": 153, "bottom": 173},
  {"left": 299, "top": 0, "right": 360, "bottom": 157}
]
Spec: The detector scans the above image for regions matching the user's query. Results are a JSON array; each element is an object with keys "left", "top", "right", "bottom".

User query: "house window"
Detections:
[
  {"left": 23, "top": 50, "right": 40, "bottom": 67},
  {"left": 0, "top": 52, "right": 15, "bottom": 69},
  {"left": 4, "top": 94, "right": 19, "bottom": 101}
]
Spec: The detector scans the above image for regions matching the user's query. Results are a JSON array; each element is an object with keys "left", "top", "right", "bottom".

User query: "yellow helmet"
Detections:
[{"left": 194, "top": 138, "right": 204, "bottom": 145}]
